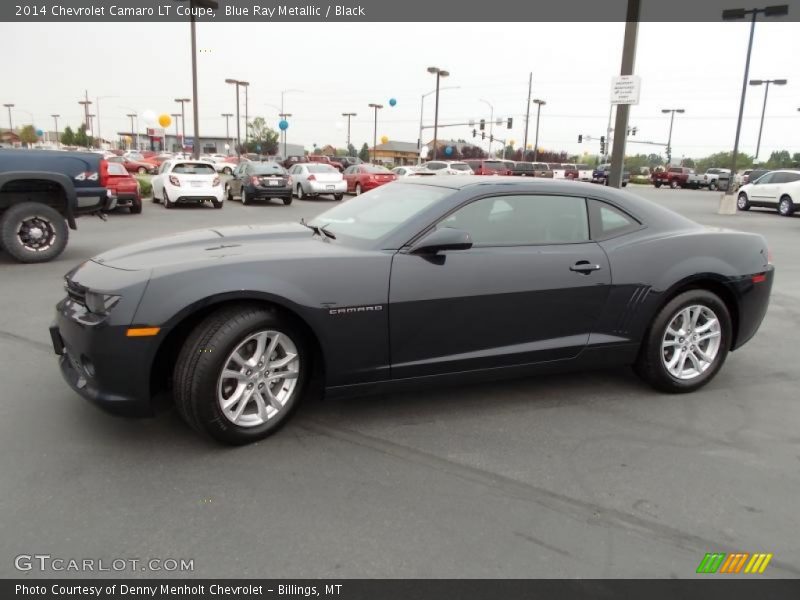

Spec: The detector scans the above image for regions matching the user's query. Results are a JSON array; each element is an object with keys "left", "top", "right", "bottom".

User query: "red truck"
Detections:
[
  {"left": 652, "top": 166, "right": 699, "bottom": 189},
  {"left": 308, "top": 155, "right": 344, "bottom": 172}
]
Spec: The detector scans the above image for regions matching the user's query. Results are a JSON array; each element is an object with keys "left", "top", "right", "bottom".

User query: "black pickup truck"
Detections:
[{"left": 0, "top": 149, "right": 116, "bottom": 263}]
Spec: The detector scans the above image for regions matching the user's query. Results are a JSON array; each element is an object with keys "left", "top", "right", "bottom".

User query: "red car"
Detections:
[
  {"left": 107, "top": 155, "right": 157, "bottom": 175},
  {"left": 463, "top": 159, "right": 512, "bottom": 175},
  {"left": 105, "top": 161, "right": 142, "bottom": 213},
  {"left": 343, "top": 164, "right": 397, "bottom": 195},
  {"left": 308, "top": 155, "right": 344, "bottom": 172}
]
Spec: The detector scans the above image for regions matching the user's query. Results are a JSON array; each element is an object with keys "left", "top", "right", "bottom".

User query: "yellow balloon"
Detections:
[
  {"left": 380, "top": 135, "right": 389, "bottom": 145},
  {"left": 158, "top": 114, "right": 172, "bottom": 128}
]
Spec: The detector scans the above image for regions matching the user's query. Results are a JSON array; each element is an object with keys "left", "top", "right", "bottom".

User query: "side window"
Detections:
[
  {"left": 785, "top": 173, "right": 800, "bottom": 183},
  {"left": 588, "top": 199, "right": 640, "bottom": 239},
  {"left": 437, "top": 195, "right": 589, "bottom": 246},
  {"left": 159, "top": 161, "right": 170, "bottom": 174},
  {"left": 755, "top": 173, "right": 773, "bottom": 184}
]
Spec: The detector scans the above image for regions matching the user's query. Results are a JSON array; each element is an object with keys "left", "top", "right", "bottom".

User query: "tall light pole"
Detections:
[
  {"left": 522, "top": 73, "right": 533, "bottom": 160},
  {"left": 3, "top": 103, "right": 14, "bottom": 132},
  {"left": 279, "top": 89, "right": 302, "bottom": 157},
  {"left": 720, "top": 4, "right": 789, "bottom": 211},
  {"left": 532, "top": 99, "right": 546, "bottom": 162},
  {"left": 78, "top": 93, "right": 92, "bottom": 136},
  {"left": 426, "top": 66, "right": 450, "bottom": 160},
  {"left": 225, "top": 78, "right": 248, "bottom": 154},
  {"left": 243, "top": 83, "right": 250, "bottom": 144},
  {"left": 279, "top": 113, "right": 292, "bottom": 157},
  {"left": 174, "top": 98, "right": 191, "bottom": 149},
  {"left": 368, "top": 103, "right": 383, "bottom": 163},
  {"left": 342, "top": 112, "right": 356, "bottom": 148},
  {"left": 51, "top": 114, "right": 60, "bottom": 147},
  {"left": 170, "top": 113, "right": 181, "bottom": 151},
  {"left": 479, "top": 99, "right": 494, "bottom": 156},
  {"left": 418, "top": 86, "right": 460, "bottom": 162},
  {"left": 750, "top": 78, "right": 787, "bottom": 159},
  {"left": 661, "top": 108, "right": 685, "bottom": 164},
  {"left": 221, "top": 113, "right": 233, "bottom": 152},
  {"left": 126, "top": 113, "right": 137, "bottom": 150}
]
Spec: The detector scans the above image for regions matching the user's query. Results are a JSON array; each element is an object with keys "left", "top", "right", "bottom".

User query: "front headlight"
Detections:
[{"left": 85, "top": 291, "right": 120, "bottom": 315}]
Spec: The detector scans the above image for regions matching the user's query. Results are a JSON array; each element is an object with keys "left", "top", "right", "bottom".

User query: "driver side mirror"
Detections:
[{"left": 409, "top": 227, "right": 473, "bottom": 254}]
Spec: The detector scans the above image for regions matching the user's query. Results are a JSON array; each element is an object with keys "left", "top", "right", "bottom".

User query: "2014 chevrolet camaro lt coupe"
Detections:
[{"left": 50, "top": 178, "right": 774, "bottom": 445}]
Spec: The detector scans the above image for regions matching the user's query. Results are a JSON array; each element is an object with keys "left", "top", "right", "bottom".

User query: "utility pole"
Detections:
[
  {"left": 221, "top": 113, "right": 233, "bottom": 152},
  {"left": 532, "top": 99, "right": 545, "bottom": 162},
  {"left": 427, "top": 66, "right": 449, "bottom": 160},
  {"left": 368, "top": 103, "right": 383, "bottom": 163},
  {"left": 3, "top": 104, "right": 13, "bottom": 132},
  {"left": 170, "top": 113, "right": 181, "bottom": 151},
  {"left": 342, "top": 112, "right": 356, "bottom": 148},
  {"left": 51, "top": 114, "right": 60, "bottom": 147},
  {"left": 522, "top": 72, "right": 532, "bottom": 161},
  {"left": 78, "top": 91, "right": 92, "bottom": 138},
  {"left": 279, "top": 113, "right": 292, "bottom": 157},
  {"left": 175, "top": 98, "right": 191, "bottom": 151},
  {"left": 608, "top": 0, "right": 640, "bottom": 189}
]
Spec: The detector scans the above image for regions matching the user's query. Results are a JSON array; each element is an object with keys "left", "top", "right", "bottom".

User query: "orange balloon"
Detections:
[
  {"left": 380, "top": 135, "right": 389, "bottom": 145},
  {"left": 158, "top": 114, "right": 172, "bottom": 128}
]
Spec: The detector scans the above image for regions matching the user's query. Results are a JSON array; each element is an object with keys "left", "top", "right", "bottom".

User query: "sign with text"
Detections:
[{"left": 610, "top": 75, "right": 641, "bottom": 105}]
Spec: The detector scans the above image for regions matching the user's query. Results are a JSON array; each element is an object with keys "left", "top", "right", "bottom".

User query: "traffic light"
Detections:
[
  {"left": 481, "top": 132, "right": 485, "bottom": 140},
  {"left": 472, "top": 129, "right": 477, "bottom": 138},
  {"left": 600, "top": 135, "right": 606, "bottom": 155},
  {"left": 507, "top": 118, "right": 513, "bottom": 129},
  {"left": 479, "top": 119, "right": 485, "bottom": 131},
  {"left": 490, "top": 134, "right": 494, "bottom": 143},
  {"left": 578, "top": 134, "right": 583, "bottom": 143}
]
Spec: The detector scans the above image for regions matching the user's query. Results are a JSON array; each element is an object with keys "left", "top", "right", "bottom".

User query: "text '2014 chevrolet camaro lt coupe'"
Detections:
[{"left": 50, "top": 178, "right": 774, "bottom": 445}]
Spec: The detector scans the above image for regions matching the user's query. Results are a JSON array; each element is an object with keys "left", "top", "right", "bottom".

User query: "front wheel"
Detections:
[
  {"left": 778, "top": 195, "right": 794, "bottom": 217},
  {"left": 654, "top": 182, "right": 662, "bottom": 189},
  {"left": 130, "top": 198, "right": 143, "bottom": 214},
  {"left": 137, "top": 167, "right": 147, "bottom": 174},
  {"left": 709, "top": 181, "right": 718, "bottom": 191},
  {"left": 355, "top": 183, "right": 363, "bottom": 196},
  {"left": 0, "top": 202, "right": 69, "bottom": 263},
  {"left": 212, "top": 199, "right": 223, "bottom": 209},
  {"left": 241, "top": 188, "right": 249, "bottom": 205},
  {"left": 283, "top": 197, "right": 292, "bottom": 206},
  {"left": 635, "top": 290, "right": 731, "bottom": 393},
  {"left": 670, "top": 180, "right": 679, "bottom": 189},
  {"left": 223, "top": 167, "right": 233, "bottom": 175},
  {"left": 737, "top": 193, "right": 751, "bottom": 211},
  {"left": 173, "top": 304, "right": 309, "bottom": 445}
]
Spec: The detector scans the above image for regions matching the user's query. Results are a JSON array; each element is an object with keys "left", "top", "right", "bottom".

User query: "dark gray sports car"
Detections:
[{"left": 50, "top": 178, "right": 774, "bottom": 445}]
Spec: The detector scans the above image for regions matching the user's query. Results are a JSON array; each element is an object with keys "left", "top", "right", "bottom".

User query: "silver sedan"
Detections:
[{"left": 288, "top": 163, "right": 347, "bottom": 200}]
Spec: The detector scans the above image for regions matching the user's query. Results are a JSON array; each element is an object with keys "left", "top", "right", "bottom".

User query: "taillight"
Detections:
[
  {"left": 212, "top": 176, "right": 220, "bottom": 187},
  {"left": 99, "top": 159, "right": 109, "bottom": 188},
  {"left": 767, "top": 248, "right": 773, "bottom": 265},
  {"left": 250, "top": 176, "right": 260, "bottom": 185},
  {"left": 169, "top": 175, "right": 181, "bottom": 187},
  {"left": 307, "top": 174, "right": 316, "bottom": 181}
]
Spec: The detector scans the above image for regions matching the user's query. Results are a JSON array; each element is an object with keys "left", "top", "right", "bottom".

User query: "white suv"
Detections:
[
  {"left": 422, "top": 160, "right": 474, "bottom": 175},
  {"left": 737, "top": 169, "right": 800, "bottom": 216}
]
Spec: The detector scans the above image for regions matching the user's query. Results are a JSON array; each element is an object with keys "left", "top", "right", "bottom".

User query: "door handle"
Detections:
[{"left": 570, "top": 261, "right": 602, "bottom": 274}]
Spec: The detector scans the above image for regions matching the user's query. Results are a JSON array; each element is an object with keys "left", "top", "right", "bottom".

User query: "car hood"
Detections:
[{"left": 91, "top": 222, "right": 345, "bottom": 272}]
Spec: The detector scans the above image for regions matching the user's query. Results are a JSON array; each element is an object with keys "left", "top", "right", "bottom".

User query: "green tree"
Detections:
[
  {"left": 694, "top": 151, "right": 753, "bottom": 173},
  {"left": 60, "top": 126, "right": 75, "bottom": 146},
  {"left": 765, "top": 150, "right": 792, "bottom": 169},
  {"left": 347, "top": 143, "right": 357, "bottom": 157},
  {"left": 244, "top": 117, "right": 279, "bottom": 155},
  {"left": 358, "top": 143, "right": 370, "bottom": 162},
  {"left": 19, "top": 124, "right": 38, "bottom": 146},
  {"left": 73, "top": 124, "right": 93, "bottom": 148},
  {"left": 792, "top": 152, "right": 800, "bottom": 166}
]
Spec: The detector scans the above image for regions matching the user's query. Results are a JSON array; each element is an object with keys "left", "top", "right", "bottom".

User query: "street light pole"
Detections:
[
  {"left": 126, "top": 113, "right": 137, "bottom": 151},
  {"left": 368, "top": 103, "right": 383, "bottom": 163},
  {"left": 427, "top": 66, "right": 450, "bottom": 161},
  {"left": 279, "top": 113, "right": 292, "bottom": 157},
  {"left": 174, "top": 98, "right": 191, "bottom": 150},
  {"left": 479, "top": 99, "right": 494, "bottom": 156},
  {"left": 221, "top": 113, "right": 233, "bottom": 152},
  {"left": 720, "top": 4, "right": 789, "bottom": 211},
  {"left": 532, "top": 99, "right": 546, "bottom": 162},
  {"left": 4, "top": 103, "right": 14, "bottom": 132},
  {"left": 750, "top": 78, "right": 788, "bottom": 159},
  {"left": 522, "top": 72, "right": 532, "bottom": 160},
  {"left": 51, "top": 114, "right": 60, "bottom": 147},
  {"left": 661, "top": 108, "right": 685, "bottom": 164},
  {"left": 243, "top": 83, "right": 249, "bottom": 144},
  {"left": 225, "top": 79, "right": 248, "bottom": 154},
  {"left": 342, "top": 112, "right": 356, "bottom": 148},
  {"left": 170, "top": 113, "right": 181, "bottom": 151}
]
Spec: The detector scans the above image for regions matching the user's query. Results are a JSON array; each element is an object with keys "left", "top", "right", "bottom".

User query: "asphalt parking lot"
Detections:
[{"left": 1, "top": 186, "right": 799, "bottom": 578}]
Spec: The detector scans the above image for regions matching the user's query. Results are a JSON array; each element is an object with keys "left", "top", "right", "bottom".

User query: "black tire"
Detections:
[
  {"left": 778, "top": 195, "right": 794, "bottom": 217},
  {"left": 173, "top": 304, "right": 310, "bottom": 445},
  {"left": 152, "top": 185, "right": 161, "bottom": 203},
  {"left": 334, "top": 193, "right": 344, "bottom": 201},
  {"left": 0, "top": 202, "right": 69, "bottom": 263},
  {"left": 737, "top": 192, "right": 751, "bottom": 211},
  {"left": 709, "top": 181, "right": 718, "bottom": 191},
  {"left": 634, "top": 289, "right": 731, "bottom": 394},
  {"left": 223, "top": 167, "right": 233, "bottom": 175},
  {"left": 654, "top": 182, "right": 662, "bottom": 189},
  {"left": 296, "top": 185, "right": 305, "bottom": 200},
  {"left": 241, "top": 188, "right": 249, "bottom": 205},
  {"left": 137, "top": 167, "right": 147, "bottom": 174},
  {"left": 212, "top": 199, "right": 223, "bottom": 209},
  {"left": 670, "top": 180, "right": 679, "bottom": 189},
  {"left": 130, "top": 197, "right": 143, "bottom": 214},
  {"left": 355, "top": 183, "right": 363, "bottom": 196},
  {"left": 283, "top": 197, "right": 292, "bottom": 206},
  {"left": 164, "top": 190, "right": 173, "bottom": 209},
  {"left": 225, "top": 185, "right": 233, "bottom": 201}
]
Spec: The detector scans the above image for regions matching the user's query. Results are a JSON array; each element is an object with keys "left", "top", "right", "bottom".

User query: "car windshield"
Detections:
[
  {"left": 172, "top": 163, "right": 216, "bottom": 175},
  {"left": 310, "top": 183, "right": 449, "bottom": 242},
  {"left": 450, "top": 163, "right": 470, "bottom": 171},
  {"left": 483, "top": 161, "right": 505, "bottom": 170},
  {"left": 250, "top": 163, "right": 286, "bottom": 175},
  {"left": 307, "top": 164, "right": 337, "bottom": 173},
  {"left": 364, "top": 165, "right": 391, "bottom": 174}
]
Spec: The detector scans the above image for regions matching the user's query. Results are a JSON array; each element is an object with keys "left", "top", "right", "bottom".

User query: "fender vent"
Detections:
[{"left": 614, "top": 285, "right": 651, "bottom": 334}]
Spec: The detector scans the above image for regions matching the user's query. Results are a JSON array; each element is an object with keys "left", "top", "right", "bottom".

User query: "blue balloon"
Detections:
[
  {"left": 35, "top": 128, "right": 43, "bottom": 137},
  {"left": 256, "top": 144, "right": 262, "bottom": 151},
  {"left": 278, "top": 119, "right": 289, "bottom": 131},
  {"left": 445, "top": 146, "right": 453, "bottom": 155},
  {"left": 389, "top": 98, "right": 397, "bottom": 107}
]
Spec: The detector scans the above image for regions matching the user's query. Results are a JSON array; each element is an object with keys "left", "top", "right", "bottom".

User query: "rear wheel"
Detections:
[
  {"left": 778, "top": 195, "right": 794, "bottom": 217},
  {"left": 296, "top": 185, "right": 305, "bottom": 200},
  {"left": 137, "top": 167, "right": 147, "bottom": 174},
  {"left": 709, "top": 181, "right": 718, "bottom": 191},
  {"left": 334, "top": 193, "right": 344, "bottom": 201},
  {"left": 164, "top": 190, "right": 174, "bottom": 209},
  {"left": 0, "top": 202, "right": 69, "bottom": 263},
  {"left": 130, "top": 197, "right": 143, "bottom": 214},
  {"left": 225, "top": 185, "right": 233, "bottom": 201},
  {"left": 173, "top": 304, "right": 309, "bottom": 445},
  {"left": 635, "top": 290, "right": 731, "bottom": 393},
  {"left": 241, "top": 188, "right": 249, "bottom": 205},
  {"left": 355, "top": 183, "right": 363, "bottom": 196},
  {"left": 654, "top": 182, "right": 662, "bottom": 189},
  {"left": 737, "top": 192, "right": 751, "bottom": 211},
  {"left": 212, "top": 199, "right": 223, "bottom": 209},
  {"left": 283, "top": 197, "right": 292, "bottom": 206},
  {"left": 670, "top": 180, "right": 679, "bottom": 189},
  {"left": 223, "top": 167, "right": 233, "bottom": 175}
]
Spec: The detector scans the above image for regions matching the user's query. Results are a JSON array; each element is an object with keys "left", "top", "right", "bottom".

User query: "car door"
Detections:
[
  {"left": 389, "top": 193, "right": 611, "bottom": 379},
  {"left": 232, "top": 163, "right": 247, "bottom": 195},
  {"left": 749, "top": 172, "right": 778, "bottom": 205},
  {"left": 343, "top": 166, "right": 355, "bottom": 191},
  {"left": 152, "top": 160, "right": 170, "bottom": 198}
]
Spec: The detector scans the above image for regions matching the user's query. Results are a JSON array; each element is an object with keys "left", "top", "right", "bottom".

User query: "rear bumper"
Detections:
[
  {"left": 307, "top": 181, "right": 346, "bottom": 194},
  {"left": 169, "top": 185, "right": 224, "bottom": 203},
  {"left": 245, "top": 184, "right": 292, "bottom": 198},
  {"left": 731, "top": 266, "right": 775, "bottom": 351}
]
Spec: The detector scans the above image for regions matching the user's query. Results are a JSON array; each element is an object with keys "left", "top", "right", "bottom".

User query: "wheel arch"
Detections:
[
  {"left": 149, "top": 292, "right": 326, "bottom": 402},
  {"left": 0, "top": 172, "right": 77, "bottom": 228}
]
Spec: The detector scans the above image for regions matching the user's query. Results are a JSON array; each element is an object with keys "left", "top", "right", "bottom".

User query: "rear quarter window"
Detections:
[{"left": 588, "top": 199, "right": 640, "bottom": 239}]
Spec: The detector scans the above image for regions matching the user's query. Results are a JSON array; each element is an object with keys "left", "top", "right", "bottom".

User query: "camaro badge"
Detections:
[{"left": 328, "top": 305, "right": 384, "bottom": 315}]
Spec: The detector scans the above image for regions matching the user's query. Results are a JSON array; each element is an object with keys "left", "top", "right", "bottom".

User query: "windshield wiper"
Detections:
[{"left": 299, "top": 218, "right": 336, "bottom": 240}]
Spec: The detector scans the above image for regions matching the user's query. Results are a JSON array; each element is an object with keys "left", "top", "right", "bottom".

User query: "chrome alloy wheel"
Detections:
[
  {"left": 17, "top": 216, "right": 57, "bottom": 252},
  {"left": 217, "top": 330, "right": 300, "bottom": 427},
  {"left": 661, "top": 305, "right": 722, "bottom": 380}
]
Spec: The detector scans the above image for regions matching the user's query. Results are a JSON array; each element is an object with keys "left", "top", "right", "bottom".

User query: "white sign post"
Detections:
[{"left": 610, "top": 75, "right": 641, "bottom": 105}]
